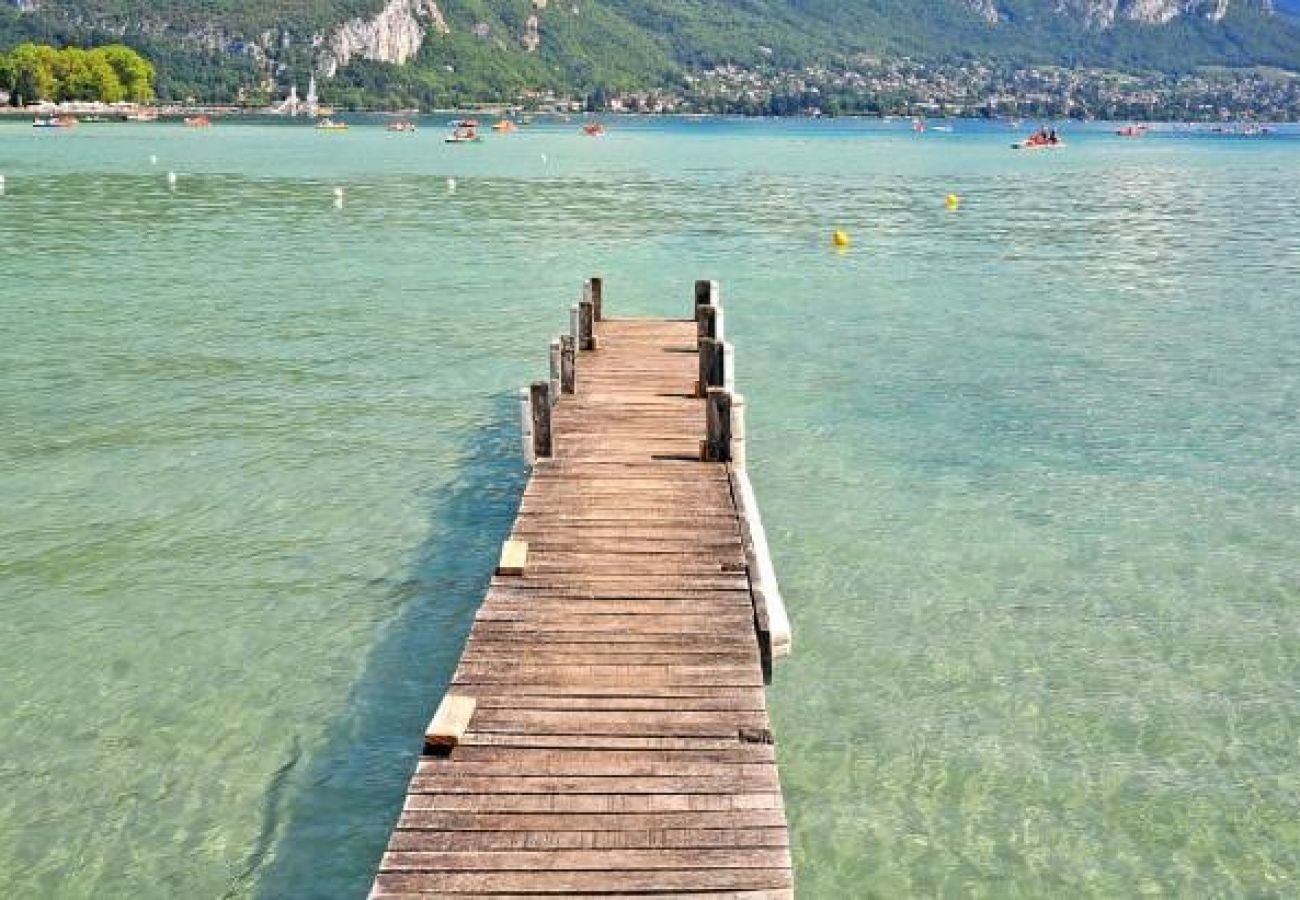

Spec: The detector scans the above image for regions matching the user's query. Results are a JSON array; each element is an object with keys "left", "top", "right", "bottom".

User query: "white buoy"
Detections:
[
  {"left": 541, "top": 153, "right": 548, "bottom": 164},
  {"left": 446, "top": 177, "right": 457, "bottom": 194},
  {"left": 150, "top": 154, "right": 158, "bottom": 166},
  {"left": 167, "top": 171, "right": 177, "bottom": 189},
  {"left": 0, "top": 174, "right": 6, "bottom": 197},
  {"left": 333, "top": 186, "right": 345, "bottom": 209}
]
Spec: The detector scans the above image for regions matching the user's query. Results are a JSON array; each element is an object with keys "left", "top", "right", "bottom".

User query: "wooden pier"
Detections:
[{"left": 371, "top": 280, "right": 794, "bottom": 897}]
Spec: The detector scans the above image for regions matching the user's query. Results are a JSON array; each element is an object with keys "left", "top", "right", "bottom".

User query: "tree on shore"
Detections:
[{"left": 0, "top": 43, "right": 154, "bottom": 104}]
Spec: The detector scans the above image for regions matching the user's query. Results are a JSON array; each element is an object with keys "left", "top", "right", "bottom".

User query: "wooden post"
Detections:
[
  {"left": 694, "top": 279, "right": 719, "bottom": 313},
  {"left": 752, "top": 583, "right": 773, "bottom": 683},
  {"left": 549, "top": 338, "right": 561, "bottom": 408},
  {"left": 518, "top": 387, "right": 535, "bottom": 467},
  {"left": 697, "top": 303, "right": 725, "bottom": 345},
  {"left": 577, "top": 299, "right": 595, "bottom": 352},
  {"left": 530, "top": 381, "right": 552, "bottom": 459},
  {"left": 698, "top": 338, "right": 717, "bottom": 398},
  {"left": 560, "top": 334, "right": 576, "bottom": 394},
  {"left": 589, "top": 277, "right": 604, "bottom": 321},
  {"left": 698, "top": 338, "right": 731, "bottom": 398},
  {"left": 730, "top": 392, "right": 747, "bottom": 469},
  {"left": 704, "top": 388, "right": 732, "bottom": 462}
]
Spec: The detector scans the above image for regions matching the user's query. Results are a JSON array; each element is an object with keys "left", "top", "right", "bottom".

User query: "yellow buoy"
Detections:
[
  {"left": 832, "top": 229, "right": 851, "bottom": 248},
  {"left": 946, "top": 193, "right": 961, "bottom": 210}
]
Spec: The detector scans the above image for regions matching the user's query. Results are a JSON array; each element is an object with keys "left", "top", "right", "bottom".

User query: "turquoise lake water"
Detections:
[{"left": 0, "top": 117, "right": 1297, "bottom": 897}]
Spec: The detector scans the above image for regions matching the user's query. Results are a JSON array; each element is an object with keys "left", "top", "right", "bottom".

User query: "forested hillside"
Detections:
[{"left": 2, "top": 0, "right": 1297, "bottom": 105}]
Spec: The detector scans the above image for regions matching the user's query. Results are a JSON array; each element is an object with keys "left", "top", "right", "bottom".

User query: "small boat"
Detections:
[
  {"left": 33, "top": 115, "right": 77, "bottom": 128},
  {"left": 582, "top": 123, "right": 606, "bottom": 137},
  {"left": 492, "top": 119, "right": 518, "bottom": 133},
  {"left": 1116, "top": 124, "right": 1148, "bottom": 137},
  {"left": 911, "top": 117, "right": 926, "bottom": 134},
  {"left": 315, "top": 118, "right": 349, "bottom": 132},
  {"left": 386, "top": 119, "right": 417, "bottom": 133},
  {"left": 931, "top": 124, "right": 954, "bottom": 133},
  {"left": 451, "top": 118, "right": 480, "bottom": 129},
  {"left": 1013, "top": 128, "right": 1064, "bottom": 150},
  {"left": 1013, "top": 139, "right": 1065, "bottom": 150},
  {"left": 445, "top": 125, "right": 482, "bottom": 143},
  {"left": 125, "top": 110, "right": 158, "bottom": 122},
  {"left": 184, "top": 115, "right": 212, "bottom": 128}
]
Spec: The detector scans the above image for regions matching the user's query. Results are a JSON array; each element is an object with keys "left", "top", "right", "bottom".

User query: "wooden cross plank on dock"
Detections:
[{"left": 372, "top": 282, "right": 793, "bottom": 897}]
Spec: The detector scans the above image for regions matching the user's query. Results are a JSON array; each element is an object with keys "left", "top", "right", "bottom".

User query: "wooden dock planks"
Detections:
[{"left": 372, "top": 313, "right": 791, "bottom": 897}]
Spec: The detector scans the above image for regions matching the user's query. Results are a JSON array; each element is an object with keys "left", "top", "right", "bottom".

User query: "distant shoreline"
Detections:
[{"left": 2, "top": 106, "right": 1295, "bottom": 126}]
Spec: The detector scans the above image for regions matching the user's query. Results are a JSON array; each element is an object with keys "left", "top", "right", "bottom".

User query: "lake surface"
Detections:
[{"left": 1, "top": 117, "right": 1297, "bottom": 898}]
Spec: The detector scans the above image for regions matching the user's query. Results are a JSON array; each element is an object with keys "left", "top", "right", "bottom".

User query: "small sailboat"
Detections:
[{"left": 315, "top": 118, "right": 350, "bottom": 132}]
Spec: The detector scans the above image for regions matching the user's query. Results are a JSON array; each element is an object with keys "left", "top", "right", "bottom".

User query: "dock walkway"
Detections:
[{"left": 372, "top": 281, "right": 793, "bottom": 897}]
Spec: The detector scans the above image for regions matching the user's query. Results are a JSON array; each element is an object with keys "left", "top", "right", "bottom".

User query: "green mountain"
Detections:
[{"left": 3, "top": 0, "right": 1298, "bottom": 104}]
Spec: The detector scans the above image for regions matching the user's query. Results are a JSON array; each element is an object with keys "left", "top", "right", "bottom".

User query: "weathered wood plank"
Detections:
[
  {"left": 388, "top": 826, "right": 789, "bottom": 852},
  {"left": 423, "top": 695, "right": 476, "bottom": 756},
  {"left": 402, "top": 792, "right": 785, "bottom": 813},
  {"left": 417, "top": 756, "right": 776, "bottom": 777},
  {"left": 373, "top": 869, "right": 793, "bottom": 894},
  {"left": 495, "top": 539, "right": 528, "bottom": 577},
  {"left": 395, "top": 808, "right": 787, "bottom": 832},
  {"left": 446, "top": 745, "right": 776, "bottom": 764},
  {"left": 381, "top": 847, "right": 790, "bottom": 872},
  {"left": 406, "top": 773, "right": 780, "bottom": 795}
]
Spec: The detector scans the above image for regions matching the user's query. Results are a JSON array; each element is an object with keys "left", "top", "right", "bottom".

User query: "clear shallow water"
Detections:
[{"left": 0, "top": 118, "right": 1297, "bottom": 898}]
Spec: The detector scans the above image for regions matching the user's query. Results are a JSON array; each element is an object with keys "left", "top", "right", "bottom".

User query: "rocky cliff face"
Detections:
[
  {"left": 317, "top": 0, "right": 448, "bottom": 77},
  {"left": 967, "top": 0, "right": 1268, "bottom": 26}
]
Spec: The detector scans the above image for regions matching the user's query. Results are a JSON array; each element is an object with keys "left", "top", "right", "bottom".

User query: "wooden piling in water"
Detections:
[
  {"left": 517, "top": 387, "right": 534, "bottom": 467},
  {"left": 588, "top": 277, "right": 604, "bottom": 322},
  {"left": 559, "top": 334, "right": 576, "bottom": 395},
  {"left": 529, "top": 381, "right": 552, "bottom": 459},
  {"left": 704, "top": 388, "right": 734, "bottom": 463},
  {"left": 695, "top": 278, "right": 720, "bottom": 311},
  {"left": 577, "top": 297, "right": 595, "bottom": 351},
  {"left": 697, "top": 302, "right": 723, "bottom": 344},
  {"left": 548, "top": 338, "right": 561, "bottom": 408},
  {"left": 373, "top": 277, "right": 794, "bottom": 897}
]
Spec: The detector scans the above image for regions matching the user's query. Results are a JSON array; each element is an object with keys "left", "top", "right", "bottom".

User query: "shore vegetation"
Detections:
[{"left": 0, "top": 43, "right": 154, "bottom": 105}]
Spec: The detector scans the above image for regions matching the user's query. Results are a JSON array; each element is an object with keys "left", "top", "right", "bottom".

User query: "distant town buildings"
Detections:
[{"left": 612, "top": 60, "right": 1300, "bottom": 120}]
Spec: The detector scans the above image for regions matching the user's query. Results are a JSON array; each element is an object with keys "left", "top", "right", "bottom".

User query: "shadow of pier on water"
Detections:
[{"left": 248, "top": 398, "right": 527, "bottom": 900}]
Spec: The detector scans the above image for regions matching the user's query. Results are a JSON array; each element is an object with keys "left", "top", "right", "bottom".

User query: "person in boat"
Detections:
[{"left": 1048, "top": 128, "right": 1058, "bottom": 145}]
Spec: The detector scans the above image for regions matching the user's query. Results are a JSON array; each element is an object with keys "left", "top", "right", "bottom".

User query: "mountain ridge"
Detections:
[{"left": 2, "top": 0, "right": 1298, "bottom": 103}]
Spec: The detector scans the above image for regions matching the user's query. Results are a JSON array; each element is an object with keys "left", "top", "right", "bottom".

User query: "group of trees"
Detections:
[{"left": 0, "top": 43, "right": 154, "bottom": 104}]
